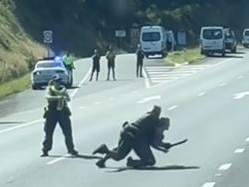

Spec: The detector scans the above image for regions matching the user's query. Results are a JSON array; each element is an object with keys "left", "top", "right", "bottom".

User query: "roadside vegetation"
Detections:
[{"left": 166, "top": 48, "right": 204, "bottom": 65}]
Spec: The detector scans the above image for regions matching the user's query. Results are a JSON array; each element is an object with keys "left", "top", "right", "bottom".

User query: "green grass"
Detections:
[
  {"left": 0, "top": 73, "right": 31, "bottom": 99},
  {"left": 166, "top": 48, "right": 204, "bottom": 64}
]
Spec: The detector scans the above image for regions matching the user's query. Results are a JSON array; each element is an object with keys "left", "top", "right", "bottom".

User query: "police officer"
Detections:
[
  {"left": 106, "top": 46, "right": 116, "bottom": 81},
  {"left": 92, "top": 106, "right": 172, "bottom": 168},
  {"left": 136, "top": 44, "right": 144, "bottom": 78},
  {"left": 63, "top": 52, "right": 75, "bottom": 84},
  {"left": 89, "top": 49, "right": 101, "bottom": 81},
  {"left": 41, "top": 74, "right": 78, "bottom": 157}
]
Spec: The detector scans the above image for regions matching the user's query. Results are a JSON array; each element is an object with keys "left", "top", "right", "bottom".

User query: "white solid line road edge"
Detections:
[{"left": 0, "top": 119, "right": 42, "bottom": 134}]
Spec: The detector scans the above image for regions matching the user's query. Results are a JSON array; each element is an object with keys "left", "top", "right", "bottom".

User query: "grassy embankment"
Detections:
[
  {"left": 0, "top": 1, "right": 46, "bottom": 99},
  {"left": 166, "top": 48, "right": 204, "bottom": 65}
]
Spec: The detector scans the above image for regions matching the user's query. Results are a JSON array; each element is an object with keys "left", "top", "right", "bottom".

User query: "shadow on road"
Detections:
[
  {"left": 0, "top": 121, "right": 24, "bottom": 124},
  {"left": 208, "top": 54, "right": 244, "bottom": 58},
  {"left": 106, "top": 165, "right": 200, "bottom": 172},
  {"left": 47, "top": 154, "right": 102, "bottom": 160}
]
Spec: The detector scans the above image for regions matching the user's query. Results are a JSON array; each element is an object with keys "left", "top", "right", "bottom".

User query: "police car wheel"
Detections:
[{"left": 32, "top": 84, "right": 40, "bottom": 90}]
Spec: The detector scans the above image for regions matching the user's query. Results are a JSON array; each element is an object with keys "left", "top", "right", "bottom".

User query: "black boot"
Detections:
[
  {"left": 92, "top": 144, "right": 109, "bottom": 155},
  {"left": 96, "top": 159, "right": 106, "bottom": 168},
  {"left": 40, "top": 151, "right": 49, "bottom": 157}
]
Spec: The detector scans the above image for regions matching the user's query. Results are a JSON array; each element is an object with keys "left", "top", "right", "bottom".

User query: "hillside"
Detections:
[{"left": 0, "top": 0, "right": 46, "bottom": 84}]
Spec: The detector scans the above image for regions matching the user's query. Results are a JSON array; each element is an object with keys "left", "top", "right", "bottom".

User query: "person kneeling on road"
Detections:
[
  {"left": 41, "top": 74, "right": 78, "bottom": 157},
  {"left": 92, "top": 105, "right": 172, "bottom": 168}
]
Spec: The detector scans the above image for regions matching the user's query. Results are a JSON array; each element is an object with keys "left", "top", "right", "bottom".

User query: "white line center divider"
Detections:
[
  {"left": 218, "top": 163, "right": 232, "bottom": 171},
  {"left": 137, "top": 95, "right": 162, "bottom": 104}
]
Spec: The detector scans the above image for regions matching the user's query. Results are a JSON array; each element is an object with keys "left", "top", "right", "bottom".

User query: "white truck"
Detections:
[
  {"left": 242, "top": 28, "right": 249, "bottom": 48},
  {"left": 139, "top": 26, "right": 167, "bottom": 58},
  {"left": 200, "top": 26, "right": 226, "bottom": 56}
]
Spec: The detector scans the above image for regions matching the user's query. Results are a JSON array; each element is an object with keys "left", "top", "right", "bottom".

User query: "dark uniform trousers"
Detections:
[
  {"left": 107, "top": 59, "right": 115, "bottom": 80},
  {"left": 106, "top": 130, "right": 156, "bottom": 165},
  {"left": 42, "top": 109, "right": 75, "bottom": 153}
]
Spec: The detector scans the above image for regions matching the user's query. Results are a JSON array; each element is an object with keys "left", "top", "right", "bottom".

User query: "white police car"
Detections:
[{"left": 31, "top": 57, "right": 73, "bottom": 90}]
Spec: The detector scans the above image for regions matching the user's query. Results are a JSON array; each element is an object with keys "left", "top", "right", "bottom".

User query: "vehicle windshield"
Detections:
[
  {"left": 142, "top": 32, "right": 161, "bottom": 42},
  {"left": 36, "top": 62, "right": 63, "bottom": 68},
  {"left": 244, "top": 30, "right": 249, "bottom": 36},
  {"left": 203, "top": 29, "right": 223, "bottom": 39}
]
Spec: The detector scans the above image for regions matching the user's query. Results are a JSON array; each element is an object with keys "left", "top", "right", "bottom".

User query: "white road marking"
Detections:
[
  {"left": 220, "top": 82, "right": 227, "bottom": 87},
  {"left": 233, "top": 91, "right": 249, "bottom": 100},
  {"left": 215, "top": 173, "right": 222, "bottom": 177},
  {"left": 198, "top": 92, "right": 206, "bottom": 97},
  {"left": 0, "top": 119, "right": 42, "bottom": 134},
  {"left": 79, "top": 106, "right": 87, "bottom": 109},
  {"left": 202, "top": 182, "right": 215, "bottom": 187},
  {"left": 234, "top": 148, "right": 245, "bottom": 153},
  {"left": 218, "top": 163, "right": 232, "bottom": 171},
  {"left": 137, "top": 95, "right": 161, "bottom": 104},
  {"left": 238, "top": 76, "right": 243, "bottom": 79},
  {"left": 94, "top": 101, "right": 101, "bottom": 105},
  {"left": 70, "top": 68, "right": 92, "bottom": 98},
  {"left": 246, "top": 137, "right": 249, "bottom": 142},
  {"left": 168, "top": 105, "right": 179, "bottom": 111},
  {"left": 108, "top": 97, "right": 116, "bottom": 101},
  {"left": 132, "top": 90, "right": 139, "bottom": 94},
  {"left": 143, "top": 67, "right": 151, "bottom": 89},
  {"left": 46, "top": 157, "right": 66, "bottom": 165}
]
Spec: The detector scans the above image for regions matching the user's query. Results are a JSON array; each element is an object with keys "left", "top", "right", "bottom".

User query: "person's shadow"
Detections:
[
  {"left": 47, "top": 154, "right": 102, "bottom": 160},
  {"left": 105, "top": 165, "right": 200, "bottom": 172}
]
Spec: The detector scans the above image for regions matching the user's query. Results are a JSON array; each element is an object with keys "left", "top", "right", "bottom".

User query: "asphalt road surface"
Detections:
[{"left": 1, "top": 50, "right": 249, "bottom": 187}]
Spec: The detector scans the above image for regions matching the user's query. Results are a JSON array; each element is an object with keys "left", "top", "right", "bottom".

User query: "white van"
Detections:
[
  {"left": 139, "top": 26, "right": 167, "bottom": 58},
  {"left": 242, "top": 28, "right": 249, "bottom": 48},
  {"left": 200, "top": 26, "right": 226, "bottom": 56}
]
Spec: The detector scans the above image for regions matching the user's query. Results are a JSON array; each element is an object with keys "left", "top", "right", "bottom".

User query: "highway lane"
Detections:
[{"left": 1, "top": 50, "right": 249, "bottom": 186}]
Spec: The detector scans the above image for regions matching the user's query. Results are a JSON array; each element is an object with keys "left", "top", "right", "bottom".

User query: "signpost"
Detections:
[
  {"left": 43, "top": 30, "right": 53, "bottom": 57},
  {"left": 115, "top": 30, "right": 126, "bottom": 48}
]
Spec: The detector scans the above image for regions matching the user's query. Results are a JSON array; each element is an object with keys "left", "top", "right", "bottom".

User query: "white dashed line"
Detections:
[
  {"left": 137, "top": 95, "right": 162, "bottom": 104},
  {"left": 246, "top": 137, "right": 249, "bottom": 142},
  {"left": 215, "top": 173, "right": 222, "bottom": 177},
  {"left": 218, "top": 163, "right": 232, "bottom": 171},
  {"left": 234, "top": 148, "right": 245, "bottom": 154},
  {"left": 238, "top": 76, "right": 243, "bottom": 79},
  {"left": 201, "top": 182, "right": 215, "bottom": 187},
  {"left": 198, "top": 92, "right": 206, "bottom": 97},
  {"left": 220, "top": 82, "right": 227, "bottom": 87},
  {"left": 168, "top": 105, "right": 179, "bottom": 111},
  {"left": 46, "top": 157, "right": 66, "bottom": 165}
]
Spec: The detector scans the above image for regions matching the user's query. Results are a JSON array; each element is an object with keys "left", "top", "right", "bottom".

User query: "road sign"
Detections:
[
  {"left": 43, "top": 30, "right": 53, "bottom": 44},
  {"left": 115, "top": 30, "right": 126, "bottom": 37},
  {"left": 177, "top": 31, "right": 186, "bottom": 46}
]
